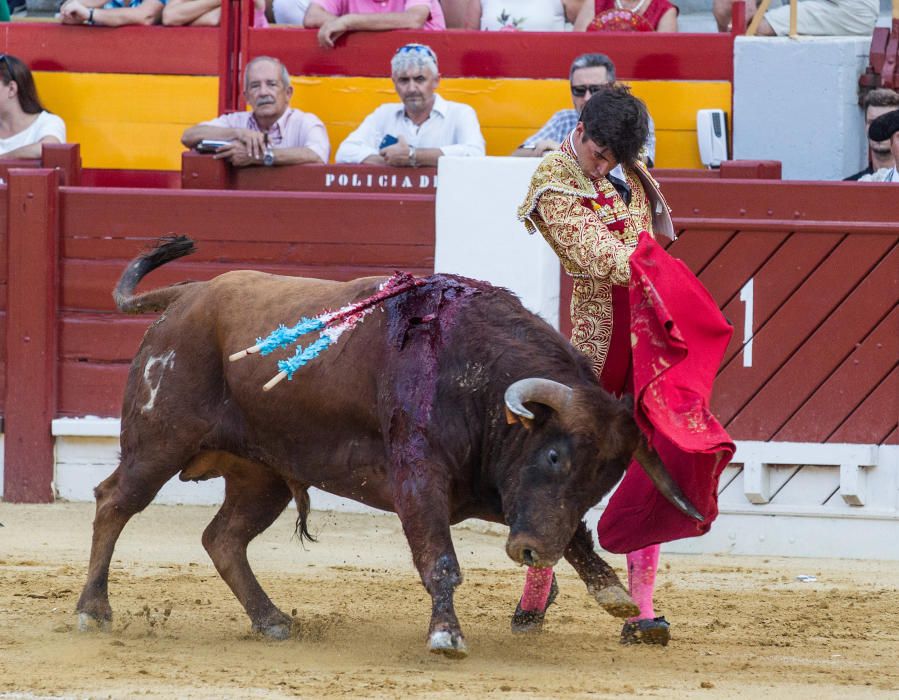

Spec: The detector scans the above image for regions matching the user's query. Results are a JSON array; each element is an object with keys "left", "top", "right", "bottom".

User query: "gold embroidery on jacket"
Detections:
[{"left": 518, "top": 152, "right": 651, "bottom": 378}]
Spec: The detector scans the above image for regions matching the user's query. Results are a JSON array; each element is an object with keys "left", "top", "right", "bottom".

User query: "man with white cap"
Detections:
[{"left": 335, "top": 43, "right": 485, "bottom": 168}]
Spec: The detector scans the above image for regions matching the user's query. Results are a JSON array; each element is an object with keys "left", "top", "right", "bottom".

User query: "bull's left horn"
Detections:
[
  {"left": 504, "top": 378, "right": 574, "bottom": 424},
  {"left": 633, "top": 441, "right": 705, "bottom": 522}
]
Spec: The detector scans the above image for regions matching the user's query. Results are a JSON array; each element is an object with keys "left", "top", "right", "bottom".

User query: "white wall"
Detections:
[
  {"left": 435, "top": 156, "right": 561, "bottom": 329},
  {"left": 733, "top": 36, "right": 872, "bottom": 180},
  {"left": 48, "top": 423, "right": 899, "bottom": 560}
]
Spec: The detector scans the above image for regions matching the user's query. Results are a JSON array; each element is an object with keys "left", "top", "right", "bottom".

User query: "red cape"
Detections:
[{"left": 598, "top": 232, "right": 735, "bottom": 553}]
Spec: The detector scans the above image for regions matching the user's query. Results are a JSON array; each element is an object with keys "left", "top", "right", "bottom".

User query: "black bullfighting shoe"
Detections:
[
  {"left": 510, "top": 574, "right": 559, "bottom": 633},
  {"left": 620, "top": 616, "right": 670, "bottom": 646}
]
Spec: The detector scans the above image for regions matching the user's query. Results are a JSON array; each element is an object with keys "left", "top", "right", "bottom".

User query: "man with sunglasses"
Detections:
[
  {"left": 511, "top": 52, "right": 656, "bottom": 166},
  {"left": 335, "top": 43, "right": 485, "bottom": 167},
  {"left": 514, "top": 84, "right": 733, "bottom": 646}
]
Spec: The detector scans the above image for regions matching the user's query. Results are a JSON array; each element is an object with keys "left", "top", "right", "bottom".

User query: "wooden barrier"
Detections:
[
  {"left": 3, "top": 170, "right": 60, "bottom": 502},
  {"left": 181, "top": 152, "right": 437, "bottom": 193},
  {"left": 0, "top": 143, "right": 81, "bottom": 187},
  {"left": 2, "top": 169, "right": 896, "bottom": 501},
  {"left": 558, "top": 177, "right": 898, "bottom": 448}
]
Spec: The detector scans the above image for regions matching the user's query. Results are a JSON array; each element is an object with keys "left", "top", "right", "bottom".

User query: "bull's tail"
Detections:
[
  {"left": 293, "top": 487, "right": 317, "bottom": 545},
  {"left": 113, "top": 235, "right": 197, "bottom": 314}
]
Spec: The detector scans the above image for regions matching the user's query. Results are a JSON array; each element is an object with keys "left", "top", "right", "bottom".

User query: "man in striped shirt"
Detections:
[{"left": 510, "top": 52, "right": 656, "bottom": 167}]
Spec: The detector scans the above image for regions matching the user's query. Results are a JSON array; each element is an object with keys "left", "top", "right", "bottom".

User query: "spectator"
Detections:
[
  {"left": 335, "top": 43, "right": 485, "bottom": 167},
  {"left": 574, "top": 0, "right": 677, "bottom": 32},
  {"left": 163, "top": 0, "right": 268, "bottom": 25},
  {"left": 845, "top": 88, "right": 899, "bottom": 181},
  {"left": 463, "top": 0, "right": 585, "bottom": 30},
  {"left": 272, "top": 0, "right": 309, "bottom": 23},
  {"left": 713, "top": 0, "right": 878, "bottom": 35},
  {"left": 863, "top": 109, "right": 899, "bottom": 182},
  {"left": 0, "top": 55, "right": 66, "bottom": 160},
  {"left": 58, "top": 0, "right": 164, "bottom": 26},
  {"left": 304, "top": 0, "right": 445, "bottom": 49},
  {"left": 510, "top": 52, "right": 656, "bottom": 166},
  {"left": 514, "top": 84, "right": 734, "bottom": 645},
  {"left": 181, "top": 56, "right": 329, "bottom": 167},
  {"left": 439, "top": 0, "right": 467, "bottom": 27},
  {"left": 162, "top": 0, "right": 219, "bottom": 24}
]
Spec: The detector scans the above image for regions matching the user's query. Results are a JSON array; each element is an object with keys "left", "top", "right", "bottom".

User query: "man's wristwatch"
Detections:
[
  {"left": 263, "top": 146, "right": 275, "bottom": 167},
  {"left": 87, "top": 7, "right": 95, "bottom": 24},
  {"left": 408, "top": 145, "right": 417, "bottom": 168}
]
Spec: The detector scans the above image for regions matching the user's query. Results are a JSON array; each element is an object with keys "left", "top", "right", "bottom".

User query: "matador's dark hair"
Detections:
[{"left": 578, "top": 84, "right": 649, "bottom": 167}]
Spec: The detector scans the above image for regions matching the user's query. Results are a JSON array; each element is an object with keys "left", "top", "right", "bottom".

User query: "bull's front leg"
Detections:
[
  {"left": 564, "top": 521, "right": 640, "bottom": 619},
  {"left": 393, "top": 475, "right": 467, "bottom": 658}
]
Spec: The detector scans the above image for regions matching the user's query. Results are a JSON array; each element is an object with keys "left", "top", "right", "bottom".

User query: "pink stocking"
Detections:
[
  {"left": 626, "top": 544, "right": 660, "bottom": 622},
  {"left": 520, "top": 566, "right": 554, "bottom": 611}
]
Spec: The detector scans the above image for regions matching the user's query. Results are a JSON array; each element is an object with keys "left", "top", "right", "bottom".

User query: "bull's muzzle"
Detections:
[{"left": 505, "top": 533, "right": 560, "bottom": 568}]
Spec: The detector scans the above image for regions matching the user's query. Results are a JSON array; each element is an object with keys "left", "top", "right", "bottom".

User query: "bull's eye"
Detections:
[{"left": 547, "top": 449, "right": 560, "bottom": 467}]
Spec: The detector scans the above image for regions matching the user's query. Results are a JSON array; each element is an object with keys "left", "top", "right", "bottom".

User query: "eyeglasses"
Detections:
[
  {"left": 0, "top": 55, "right": 9, "bottom": 80},
  {"left": 395, "top": 44, "right": 437, "bottom": 62},
  {"left": 571, "top": 84, "right": 605, "bottom": 98}
]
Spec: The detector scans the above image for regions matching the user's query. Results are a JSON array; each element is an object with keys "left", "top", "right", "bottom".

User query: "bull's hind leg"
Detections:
[
  {"left": 199, "top": 457, "right": 294, "bottom": 639},
  {"left": 564, "top": 522, "right": 639, "bottom": 619},
  {"left": 76, "top": 460, "right": 181, "bottom": 631}
]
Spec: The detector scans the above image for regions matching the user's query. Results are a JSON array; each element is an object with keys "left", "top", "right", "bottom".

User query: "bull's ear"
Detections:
[{"left": 505, "top": 406, "right": 534, "bottom": 430}]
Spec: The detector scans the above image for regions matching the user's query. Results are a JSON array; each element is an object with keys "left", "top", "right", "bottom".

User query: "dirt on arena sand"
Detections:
[{"left": 0, "top": 503, "right": 897, "bottom": 700}]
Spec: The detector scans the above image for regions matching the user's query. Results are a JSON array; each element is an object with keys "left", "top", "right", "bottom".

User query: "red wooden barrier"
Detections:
[
  {"left": 181, "top": 153, "right": 438, "bottom": 193},
  {"left": 561, "top": 177, "right": 899, "bottom": 450},
  {"left": 0, "top": 143, "right": 81, "bottom": 188},
  {"left": 1, "top": 170, "right": 896, "bottom": 501},
  {"left": 1, "top": 25, "right": 219, "bottom": 75},
  {"left": 247, "top": 28, "right": 735, "bottom": 81},
  {"left": 55, "top": 184, "right": 435, "bottom": 419},
  {"left": 3, "top": 170, "right": 59, "bottom": 503}
]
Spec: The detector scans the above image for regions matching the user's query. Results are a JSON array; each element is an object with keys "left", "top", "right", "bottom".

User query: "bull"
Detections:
[{"left": 75, "top": 237, "right": 701, "bottom": 658}]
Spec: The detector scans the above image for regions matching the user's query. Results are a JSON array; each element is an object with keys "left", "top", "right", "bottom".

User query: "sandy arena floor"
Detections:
[{"left": 0, "top": 502, "right": 897, "bottom": 699}]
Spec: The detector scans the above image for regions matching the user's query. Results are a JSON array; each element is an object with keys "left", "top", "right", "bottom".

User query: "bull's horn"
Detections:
[
  {"left": 633, "top": 441, "right": 705, "bottom": 522},
  {"left": 504, "top": 378, "right": 574, "bottom": 423}
]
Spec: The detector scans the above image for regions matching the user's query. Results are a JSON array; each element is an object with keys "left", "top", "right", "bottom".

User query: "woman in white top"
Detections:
[
  {"left": 0, "top": 55, "right": 66, "bottom": 159},
  {"left": 463, "top": 0, "right": 585, "bottom": 30}
]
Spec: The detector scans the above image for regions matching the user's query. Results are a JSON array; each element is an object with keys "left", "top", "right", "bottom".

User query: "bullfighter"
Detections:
[{"left": 516, "top": 83, "right": 735, "bottom": 646}]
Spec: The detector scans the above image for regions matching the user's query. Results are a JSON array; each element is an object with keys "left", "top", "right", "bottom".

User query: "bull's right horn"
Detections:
[
  {"left": 504, "top": 378, "right": 574, "bottom": 427},
  {"left": 633, "top": 440, "right": 705, "bottom": 523}
]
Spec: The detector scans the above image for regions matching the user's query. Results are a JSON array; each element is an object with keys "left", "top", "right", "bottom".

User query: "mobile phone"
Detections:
[
  {"left": 379, "top": 134, "right": 399, "bottom": 150},
  {"left": 195, "top": 139, "right": 233, "bottom": 153}
]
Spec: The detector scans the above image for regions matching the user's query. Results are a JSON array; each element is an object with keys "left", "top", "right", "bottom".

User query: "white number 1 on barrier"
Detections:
[{"left": 739, "top": 277, "right": 754, "bottom": 368}]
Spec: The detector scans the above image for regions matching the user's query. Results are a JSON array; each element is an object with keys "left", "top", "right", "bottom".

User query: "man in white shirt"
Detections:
[
  {"left": 866, "top": 109, "right": 899, "bottom": 183},
  {"left": 335, "top": 43, "right": 485, "bottom": 167}
]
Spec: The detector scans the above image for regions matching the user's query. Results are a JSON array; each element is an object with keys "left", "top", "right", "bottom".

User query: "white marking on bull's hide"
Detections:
[{"left": 141, "top": 350, "right": 176, "bottom": 414}]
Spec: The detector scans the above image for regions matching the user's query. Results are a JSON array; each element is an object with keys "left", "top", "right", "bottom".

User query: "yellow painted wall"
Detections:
[
  {"left": 35, "top": 71, "right": 730, "bottom": 170},
  {"left": 35, "top": 72, "right": 219, "bottom": 170}
]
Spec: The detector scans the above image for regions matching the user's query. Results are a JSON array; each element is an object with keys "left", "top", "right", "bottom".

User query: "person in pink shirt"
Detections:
[
  {"left": 304, "top": 0, "right": 445, "bottom": 49},
  {"left": 181, "top": 56, "right": 330, "bottom": 167}
]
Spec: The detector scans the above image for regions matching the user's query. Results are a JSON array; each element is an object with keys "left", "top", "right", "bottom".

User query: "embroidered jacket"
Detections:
[{"left": 517, "top": 145, "right": 673, "bottom": 376}]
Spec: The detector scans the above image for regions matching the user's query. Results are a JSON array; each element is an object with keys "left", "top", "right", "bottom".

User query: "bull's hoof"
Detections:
[
  {"left": 253, "top": 620, "right": 292, "bottom": 640},
  {"left": 428, "top": 630, "right": 469, "bottom": 658},
  {"left": 590, "top": 584, "right": 640, "bottom": 619},
  {"left": 76, "top": 612, "right": 111, "bottom": 633}
]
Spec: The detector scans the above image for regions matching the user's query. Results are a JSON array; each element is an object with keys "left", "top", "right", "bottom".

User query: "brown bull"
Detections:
[{"left": 75, "top": 237, "right": 700, "bottom": 657}]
